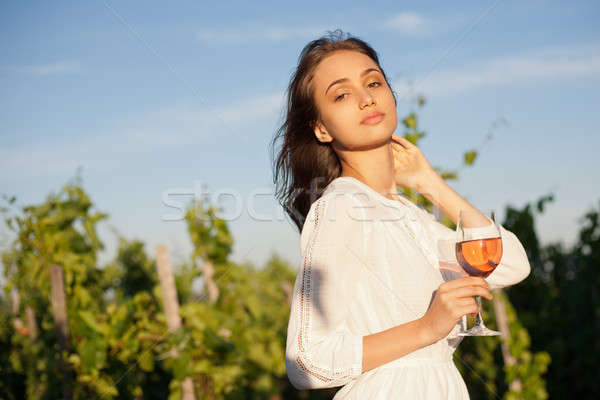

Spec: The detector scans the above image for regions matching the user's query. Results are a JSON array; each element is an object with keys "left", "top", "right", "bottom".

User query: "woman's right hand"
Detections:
[{"left": 419, "top": 277, "right": 492, "bottom": 343}]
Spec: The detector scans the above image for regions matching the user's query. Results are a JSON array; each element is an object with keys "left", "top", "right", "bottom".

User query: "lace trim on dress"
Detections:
[{"left": 296, "top": 196, "right": 355, "bottom": 383}]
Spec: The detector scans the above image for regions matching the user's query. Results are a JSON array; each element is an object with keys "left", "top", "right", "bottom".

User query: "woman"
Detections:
[{"left": 272, "top": 31, "right": 530, "bottom": 399}]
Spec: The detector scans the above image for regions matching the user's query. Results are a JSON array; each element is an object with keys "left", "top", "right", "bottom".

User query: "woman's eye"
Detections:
[
  {"left": 368, "top": 81, "right": 381, "bottom": 88},
  {"left": 335, "top": 93, "right": 348, "bottom": 101}
]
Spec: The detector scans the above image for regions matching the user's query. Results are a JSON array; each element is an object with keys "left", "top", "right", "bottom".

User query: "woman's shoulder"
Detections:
[
  {"left": 325, "top": 177, "right": 419, "bottom": 214},
  {"left": 327, "top": 175, "right": 395, "bottom": 193},
  {"left": 300, "top": 179, "right": 367, "bottom": 236},
  {"left": 305, "top": 179, "right": 366, "bottom": 223},
  {"left": 300, "top": 180, "right": 369, "bottom": 253},
  {"left": 322, "top": 177, "right": 390, "bottom": 205},
  {"left": 302, "top": 177, "right": 405, "bottom": 233}
]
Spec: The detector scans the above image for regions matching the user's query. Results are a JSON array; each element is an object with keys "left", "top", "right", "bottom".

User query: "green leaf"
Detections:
[
  {"left": 79, "top": 340, "right": 97, "bottom": 371},
  {"left": 404, "top": 133, "right": 423, "bottom": 145},
  {"left": 93, "top": 377, "right": 118, "bottom": 398},
  {"left": 172, "top": 353, "right": 192, "bottom": 381},
  {"left": 67, "top": 353, "right": 81, "bottom": 368},
  {"left": 245, "top": 295, "right": 263, "bottom": 319},
  {"left": 536, "top": 194, "right": 554, "bottom": 213},
  {"left": 79, "top": 310, "right": 108, "bottom": 336},
  {"left": 168, "top": 383, "right": 182, "bottom": 400},
  {"left": 441, "top": 171, "right": 458, "bottom": 180},
  {"left": 138, "top": 350, "right": 154, "bottom": 372},
  {"left": 464, "top": 151, "right": 477, "bottom": 166},
  {"left": 79, "top": 337, "right": 108, "bottom": 372},
  {"left": 192, "top": 359, "right": 213, "bottom": 373},
  {"left": 402, "top": 113, "right": 417, "bottom": 129}
]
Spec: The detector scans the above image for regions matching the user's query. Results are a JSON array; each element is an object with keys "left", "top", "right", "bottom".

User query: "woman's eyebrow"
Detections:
[{"left": 325, "top": 68, "right": 382, "bottom": 95}]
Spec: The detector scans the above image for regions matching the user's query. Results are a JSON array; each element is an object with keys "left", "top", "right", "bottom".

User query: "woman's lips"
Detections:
[{"left": 361, "top": 112, "right": 384, "bottom": 125}]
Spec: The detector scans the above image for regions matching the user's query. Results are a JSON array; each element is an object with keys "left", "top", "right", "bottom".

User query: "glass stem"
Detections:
[{"left": 473, "top": 296, "right": 485, "bottom": 328}]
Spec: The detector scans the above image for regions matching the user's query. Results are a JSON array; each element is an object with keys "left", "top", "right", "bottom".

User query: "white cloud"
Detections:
[
  {"left": 120, "top": 91, "right": 284, "bottom": 145},
  {"left": 385, "top": 12, "right": 428, "bottom": 36},
  {"left": 398, "top": 45, "right": 600, "bottom": 97},
  {"left": 0, "top": 62, "right": 83, "bottom": 76},
  {"left": 214, "top": 92, "right": 284, "bottom": 124},
  {"left": 0, "top": 91, "right": 285, "bottom": 181},
  {"left": 384, "top": 12, "right": 467, "bottom": 37},
  {"left": 0, "top": 139, "right": 112, "bottom": 181}
]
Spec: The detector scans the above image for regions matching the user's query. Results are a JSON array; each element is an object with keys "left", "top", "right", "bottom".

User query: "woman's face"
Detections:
[{"left": 311, "top": 50, "right": 397, "bottom": 151}]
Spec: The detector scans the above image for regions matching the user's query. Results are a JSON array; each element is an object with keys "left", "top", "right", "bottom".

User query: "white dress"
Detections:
[{"left": 285, "top": 177, "right": 530, "bottom": 399}]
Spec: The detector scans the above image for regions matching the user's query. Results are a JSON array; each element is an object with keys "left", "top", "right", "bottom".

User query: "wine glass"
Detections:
[{"left": 455, "top": 209, "right": 503, "bottom": 336}]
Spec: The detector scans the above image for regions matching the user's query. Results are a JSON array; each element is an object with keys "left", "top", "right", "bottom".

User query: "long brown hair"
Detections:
[{"left": 272, "top": 30, "right": 392, "bottom": 231}]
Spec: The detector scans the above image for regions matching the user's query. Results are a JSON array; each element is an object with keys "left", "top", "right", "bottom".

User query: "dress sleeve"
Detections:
[
  {"left": 285, "top": 193, "right": 366, "bottom": 390},
  {"left": 414, "top": 206, "right": 531, "bottom": 290},
  {"left": 486, "top": 227, "right": 530, "bottom": 290}
]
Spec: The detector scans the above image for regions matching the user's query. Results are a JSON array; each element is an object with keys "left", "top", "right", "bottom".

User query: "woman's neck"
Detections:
[{"left": 338, "top": 138, "right": 399, "bottom": 201}]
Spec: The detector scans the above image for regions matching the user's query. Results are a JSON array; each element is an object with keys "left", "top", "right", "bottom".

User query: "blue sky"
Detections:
[{"left": 1, "top": 0, "right": 599, "bottom": 269}]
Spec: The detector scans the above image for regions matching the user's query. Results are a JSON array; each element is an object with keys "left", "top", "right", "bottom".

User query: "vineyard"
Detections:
[
  {"left": 0, "top": 182, "right": 299, "bottom": 399},
  {"left": 1, "top": 177, "right": 598, "bottom": 399}
]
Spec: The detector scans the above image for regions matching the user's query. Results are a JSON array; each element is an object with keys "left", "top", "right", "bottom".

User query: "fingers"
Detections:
[
  {"left": 435, "top": 286, "right": 488, "bottom": 311},
  {"left": 422, "top": 277, "right": 494, "bottom": 341},
  {"left": 438, "top": 277, "right": 492, "bottom": 300},
  {"left": 391, "top": 135, "right": 415, "bottom": 149},
  {"left": 452, "top": 298, "right": 480, "bottom": 317},
  {"left": 440, "top": 276, "right": 490, "bottom": 290},
  {"left": 451, "top": 285, "right": 493, "bottom": 301},
  {"left": 390, "top": 137, "right": 405, "bottom": 153},
  {"left": 422, "top": 277, "right": 493, "bottom": 341}
]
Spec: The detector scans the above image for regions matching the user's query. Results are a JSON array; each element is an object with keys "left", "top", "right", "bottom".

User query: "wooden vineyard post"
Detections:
[
  {"left": 11, "top": 290, "right": 25, "bottom": 335},
  {"left": 11, "top": 292, "right": 38, "bottom": 340},
  {"left": 203, "top": 260, "right": 219, "bottom": 304},
  {"left": 50, "top": 264, "right": 73, "bottom": 400},
  {"left": 155, "top": 244, "right": 196, "bottom": 400},
  {"left": 25, "top": 306, "right": 38, "bottom": 341},
  {"left": 493, "top": 289, "right": 523, "bottom": 394}
]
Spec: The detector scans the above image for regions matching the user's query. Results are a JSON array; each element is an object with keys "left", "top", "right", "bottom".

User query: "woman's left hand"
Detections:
[{"left": 391, "top": 136, "right": 438, "bottom": 192}]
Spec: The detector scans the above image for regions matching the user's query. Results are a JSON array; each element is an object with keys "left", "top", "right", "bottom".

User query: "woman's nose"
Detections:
[{"left": 360, "top": 90, "right": 376, "bottom": 109}]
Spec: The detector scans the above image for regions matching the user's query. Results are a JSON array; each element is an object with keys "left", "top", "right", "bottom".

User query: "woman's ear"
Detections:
[{"left": 313, "top": 120, "right": 333, "bottom": 143}]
